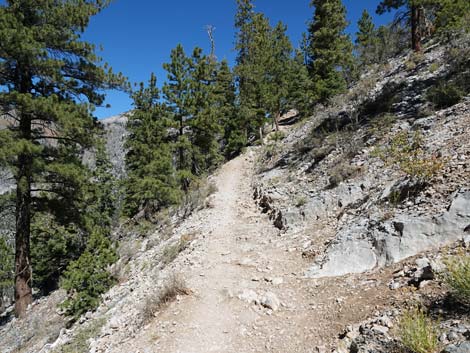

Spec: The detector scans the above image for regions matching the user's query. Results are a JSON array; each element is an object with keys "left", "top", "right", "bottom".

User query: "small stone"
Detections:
[
  {"left": 447, "top": 331, "right": 460, "bottom": 341},
  {"left": 415, "top": 257, "right": 430, "bottom": 269},
  {"left": 379, "top": 315, "right": 393, "bottom": 328},
  {"left": 260, "top": 292, "right": 280, "bottom": 311},
  {"left": 439, "top": 333, "right": 448, "bottom": 343},
  {"left": 419, "top": 280, "right": 432, "bottom": 288},
  {"left": 442, "top": 342, "right": 470, "bottom": 353},
  {"left": 371, "top": 325, "right": 389, "bottom": 335},
  {"left": 238, "top": 289, "right": 259, "bottom": 304}
]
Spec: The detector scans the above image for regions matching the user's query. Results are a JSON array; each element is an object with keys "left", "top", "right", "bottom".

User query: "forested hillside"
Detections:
[{"left": 0, "top": 1, "right": 469, "bottom": 352}]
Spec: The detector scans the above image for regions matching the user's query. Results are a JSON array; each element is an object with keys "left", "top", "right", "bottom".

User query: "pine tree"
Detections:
[
  {"left": 434, "top": 0, "right": 470, "bottom": 34},
  {"left": 306, "top": 0, "right": 354, "bottom": 102},
  {"left": 263, "top": 21, "right": 294, "bottom": 131},
  {"left": 244, "top": 12, "right": 275, "bottom": 137},
  {"left": 288, "top": 49, "right": 314, "bottom": 117},
  {"left": 213, "top": 60, "right": 239, "bottom": 157},
  {"left": 31, "top": 139, "right": 116, "bottom": 295},
  {"left": 230, "top": 0, "right": 257, "bottom": 153},
  {"left": 235, "top": 0, "right": 255, "bottom": 69},
  {"left": 356, "top": 10, "right": 377, "bottom": 67},
  {"left": 188, "top": 48, "right": 224, "bottom": 174},
  {"left": 124, "top": 73, "right": 180, "bottom": 218},
  {"left": 0, "top": 0, "right": 125, "bottom": 317},
  {"left": 86, "top": 141, "right": 117, "bottom": 230},
  {"left": 163, "top": 44, "right": 194, "bottom": 191}
]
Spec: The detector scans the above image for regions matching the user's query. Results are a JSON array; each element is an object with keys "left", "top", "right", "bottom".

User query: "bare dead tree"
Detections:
[{"left": 206, "top": 25, "right": 217, "bottom": 62}]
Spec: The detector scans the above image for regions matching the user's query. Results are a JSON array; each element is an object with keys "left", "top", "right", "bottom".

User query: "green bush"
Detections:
[
  {"left": 398, "top": 307, "right": 440, "bottom": 353},
  {"left": 268, "top": 131, "right": 286, "bottom": 142},
  {"left": 53, "top": 318, "right": 105, "bottom": 353},
  {"left": 373, "top": 131, "right": 444, "bottom": 181},
  {"left": 60, "top": 230, "right": 117, "bottom": 319},
  {"left": 426, "top": 83, "right": 464, "bottom": 109},
  {"left": 444, "top": 253, "right": 470, "bottom": 305}
]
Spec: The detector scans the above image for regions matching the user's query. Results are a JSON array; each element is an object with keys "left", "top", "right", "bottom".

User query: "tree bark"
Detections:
[
  {"left": 14, "top": 115, "right": 33, "bottom": 318},
  {"left": 411, "top": 5, "right": 422, "bottom": 52}
]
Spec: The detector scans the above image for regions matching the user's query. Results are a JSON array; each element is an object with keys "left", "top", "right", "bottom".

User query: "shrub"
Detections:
[
  {"left": 428, "top": 63, "right": 439, "bottom": 74},
  {"left": 53, "top": 318, "right": 105, "bottom": 353},
  {"left": 60, "top": 230, "right": 117, "bottom": 319},
  {"left": 296, "top": 196, "right": 307, "bottom": 207},
  {"left": 398, "top": 307, "right": 440, "bottom": 353},
  {"left": 268, "top": 131, "right": 286, "bottom": 142},
  {"left": 141, "top": 273, "right": 190, "bottom": 324},
  {"left": 426, "top": 82, "right": 464, "bottom": 109},
  {"left": 368, "top": 113, "right": 397, "bottom": 139},
  {"left": 326, "top": 162, "right": 362, "bottom": 189},
  {"left": 444, "top": 253, "right": 470, "bottom": 305},
  {"left": 178, "top": 179, "right": 218, "bottom": 217},
  {"left": 161, "top": 234, "right": 194, "bottom": 265},
  {"left": 373, "top": 131, "right": 444, "bottom": 181}
]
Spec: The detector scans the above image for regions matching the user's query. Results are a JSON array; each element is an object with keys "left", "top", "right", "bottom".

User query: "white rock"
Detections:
[
  {"left": 260, "top": 292, "right": 280, "bottom": 311},
  {"left": 238, "top": 289, "right": 259, "bottom": 304}
]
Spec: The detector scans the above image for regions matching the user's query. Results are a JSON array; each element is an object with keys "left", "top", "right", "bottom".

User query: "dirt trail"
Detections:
[{"left": 116, "top": 149, "right": 394, "bottom": 353}]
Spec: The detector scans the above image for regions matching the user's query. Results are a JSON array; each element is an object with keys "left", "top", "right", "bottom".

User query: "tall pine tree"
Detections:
[
  {"left": 124, "top": 73, "right": 180, "bottom": 218},
  {"left": 306, "top": 0, "right": 354, "bottom": 103},
  {"left": 356, "top": 10, "right": 377, "bottom": 67},
  {"left": 264, "top": 21, "right": 294, "bottom": 131},
  {"left": 0, "top": 0, "right": 125, "bottom": 317},
  {"left": 163, "top": 44, "right": 194, "bottom": 191},
  {"left": 188, "top": 48, "right": 224, "bottom": 174}
]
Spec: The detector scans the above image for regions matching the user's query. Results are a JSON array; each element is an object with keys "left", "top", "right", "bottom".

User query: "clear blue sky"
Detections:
[{"left": 2, "top": 0, "right": 397, "bottom": 118}]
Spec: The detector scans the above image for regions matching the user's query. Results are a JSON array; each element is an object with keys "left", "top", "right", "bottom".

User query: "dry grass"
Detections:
[
  {"left": 161, "top": 233, "right": 195, "bottom": 265},
  {"left": 397, "top": 307, "right": 440, "bottom": 353},
  {"left": 141, "top": 274, "right": 191, "bottom": 324},
  {"left": 444, "top": 252, "right": 470, "bottom": 305}
]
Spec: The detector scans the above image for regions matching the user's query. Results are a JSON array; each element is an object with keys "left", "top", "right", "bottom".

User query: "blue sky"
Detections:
[{"left": 1, "top": 0, "right": 397, "bottom": 118}]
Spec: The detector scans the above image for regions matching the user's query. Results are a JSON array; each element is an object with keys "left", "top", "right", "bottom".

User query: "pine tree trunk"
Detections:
[
  {"left": 411, "top": 5, "right": 422, "bottom": 52},
  {"left": 14, "top": 115, "right": 33, "bottom": 318}
]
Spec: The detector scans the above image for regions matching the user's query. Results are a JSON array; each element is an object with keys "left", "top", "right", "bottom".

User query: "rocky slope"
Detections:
[
  {"left": 1, "top": 39, "right": 470, "bottom": 353},
  {"left": 254, "top": 42, "right": 470, "bottom": 279}
]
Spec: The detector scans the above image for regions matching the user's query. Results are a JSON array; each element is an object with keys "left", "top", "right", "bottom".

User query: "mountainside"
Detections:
[
  {"left": 1, "top": 39, "right": 470, "bottom": 353},
  {"left": 254, "top": 42, "right": 470, "bottom": 278}
]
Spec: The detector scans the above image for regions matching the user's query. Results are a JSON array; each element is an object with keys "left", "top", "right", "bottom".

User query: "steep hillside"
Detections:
[
  {"left": 254, "top": 42, "right": 470, "bottom": 278},
  {"left": 1, "top": 39, "right": 469, "bottom": 353}
]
